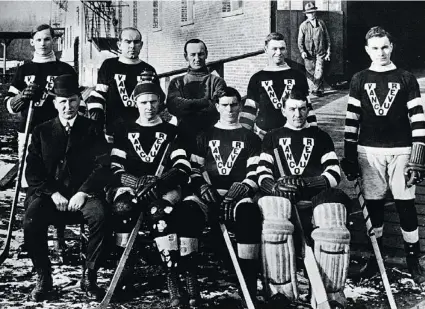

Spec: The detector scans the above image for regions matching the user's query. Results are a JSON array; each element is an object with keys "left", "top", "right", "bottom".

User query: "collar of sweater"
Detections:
[
  {"left": 214, "top": 121, "right": 242, "bottom": 130},
  {"left": 369, "top": 62, "right": 397, "bottom": 72},
  {"left": 187, "top": 66, "right": 210, "bottom": 76},
  {"left": 33, "top": 51, "right": 56, "bottom": 63},
  {"left": 284, "top": 121, "right": 310, "bottom": 131},
  {"left": 263, "top": 63, "right": 291, "bottom": 71},
  {"left": 136, "top": 116, "right": 162, "bottom": 127},
  {"left": 119, "top": 56, "right": 142, "bottom": 65}
]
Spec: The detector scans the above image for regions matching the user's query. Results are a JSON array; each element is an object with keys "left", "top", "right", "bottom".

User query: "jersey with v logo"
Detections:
[
  {"left": 261, "top": 79, "right": 295, "bottom": 109},
  {"left": 209, "top": 140, "right": 245, "bottom": 175},
  {"left": 128, "top": 132, "right": 167, "bottom": 163},
  {"left": 279, "top": 137, "right": 314, "bottom": 175},
  {"left": 364, "top": 82, "right": 401, "bottom": 116},
  {"left": 114, "top": 74, "right": 144, "bottom": 107},
  {"left": 24, "top": 75, "right": 56, "bottom": 107}
]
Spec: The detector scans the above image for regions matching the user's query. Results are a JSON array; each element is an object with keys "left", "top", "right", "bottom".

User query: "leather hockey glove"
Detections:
[
  {"left": 340, "top": 157, "right": 360, "bottom": 181},
  {"left": 405, "top": 143, "right": 425, "bottom": 187},
  {"left": 300, "top": 175, "right": 329, "bottom": 199},
  {"left": 261, "top": 177, "right": 299, "bottom": 202},
  {"left": 156, "top": 168, "right": 189, "bottom": 192},
  {"left": 199, "top": 183, "right": 221, "bottom": 204},
  {"left": 137, "top": 180, "right": 159, "bottom": 203},
  {"left": 120, "top": 173, "right": 157, "bottom": 190},
  {"left": 221, "top": 182, "right": 251, "bottom": 222},
  {"left": 9, "top": 83, "right": 41, "bottom": 113}
]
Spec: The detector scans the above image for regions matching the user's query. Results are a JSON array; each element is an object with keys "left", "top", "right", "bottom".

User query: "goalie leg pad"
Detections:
[
  {"left": 258, "top": 196, "right": 298, "bottom": 300},
  {"left": 311, "top": 191, "right": 350, "bottom": 307}
]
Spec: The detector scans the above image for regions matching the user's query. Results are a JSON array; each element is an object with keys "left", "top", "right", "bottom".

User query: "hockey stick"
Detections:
[
  {"left": 202, "top": 172, "right": 256, "bottom": 309},
  {"left": 354, "top": 177, "right": 397, "bottom": 309},
  {"left": 273, "top": 148, "right": 331, "bottom": 309},
  {"left": 96, "top": 140, "right": 172, "bottom": 309},
  {"left": 0, "top": 101, "right": 35, "bottom": 265}
]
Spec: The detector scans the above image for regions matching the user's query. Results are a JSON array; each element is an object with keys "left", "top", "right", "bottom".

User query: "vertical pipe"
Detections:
[{"left": 2, "top": 42, "right": 6, "bottom": 77}]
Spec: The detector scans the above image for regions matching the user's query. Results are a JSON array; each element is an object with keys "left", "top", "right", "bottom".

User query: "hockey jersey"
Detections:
[
  {"left": 87, "top": 58, "right": 162, "bottom": 136},
  {"left": 110, "top": 118, "right": 191, "bottom": 178},
  {"left": 257, "top": 125, "right": 340, "bottom": 188},
  {"left": 344, "top": 67, "right": 425, "bottom": 156},
  {"left": 189, "top": 122, "right": 262, "bottom": 192},
  {"left": 4, "top": 60, "right": 77, "bottom": 133},
  {"left": 241, "top": 67, "right": 317, "bottom": 134}
]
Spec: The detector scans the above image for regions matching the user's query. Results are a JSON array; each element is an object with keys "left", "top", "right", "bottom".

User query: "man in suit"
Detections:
[{"left": 24, "top": 74, "right": 111, "bottom": 302}]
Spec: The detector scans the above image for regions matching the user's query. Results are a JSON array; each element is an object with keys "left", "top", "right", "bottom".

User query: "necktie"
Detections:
[{"left": 65, "top": 122, "right": 71, "bottom": 135}]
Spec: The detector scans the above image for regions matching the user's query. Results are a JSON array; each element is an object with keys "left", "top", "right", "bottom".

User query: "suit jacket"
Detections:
[{"left": 25, "top": 115, "right": 110, "bottom": 200}]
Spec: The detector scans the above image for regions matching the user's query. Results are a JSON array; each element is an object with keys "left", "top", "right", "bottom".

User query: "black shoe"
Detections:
[
  {"left": 267, "top": 293, "right": 294, "bottom": 308},
  {"left": 185, "top": 270, "right": 201, "bottom": 308},
  {"left": 167, "top": 269, "right": 183, "bottom": 308},
  {"left": 80, "top": 269, "right": 106, "bottom": 301},
  {"left": 407, "top": 256, "right": 425, "bottom": 286},
  {"left": 30, "top": 269, "right": 53, "bottom": 302}
]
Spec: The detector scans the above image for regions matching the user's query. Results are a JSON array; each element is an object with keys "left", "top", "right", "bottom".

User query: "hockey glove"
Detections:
[
  {"left": 340, "top": 157, "right": 360, "bottom": 181},
  {"left": 199, "top": 184, "right": 221, "bottom": 204},
  {"left": 9, "top": 93, "right": 28, "bottom": 113},
  {"left": 300, "top": 176, "right": 329, "bottom": 199},
  {"left": 120, "top": 173, "right": 157, "bottom": 190},
  {"left": 405, "top": 143, "right": 425, "bottom": 187},
  {"left": 221, "top": 182, "right": 251, "bottom": 222},
  {"left": 22, "top": 83, "right": 42, "bottom": 101},
  {"left": 261, "top": 177, "right": 299, "bottom": 202},
  {"left": 157, "top": 168, "right": 189, "bottom": 192},
  {"left": 137, "top": 180, "right": 159, "bottom": 204}
]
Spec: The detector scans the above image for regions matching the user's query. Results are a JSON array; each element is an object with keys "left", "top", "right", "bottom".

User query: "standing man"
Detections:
[
  {"left": 241, "top": 32, "right": 317, "bottom": 140},
  {"left": 187, "top": 87, "right": 262, "bottom": 307},
  {"left": 298, "top": 1, "right": 331, "bottom": 97},
  {"left": 4, "top": 24, "right": 79, "bottom": 187},
  {"left": 86, "top": 27, "right": 163, "bottom": 143},
  {"left": 166, "top": 38, "right": 226, "bottom": 143},
  {"left": 342, "top": 26, "right": 425, "bottom": 286},
  {"left": 257, "top": 89, "right": 349, "bottom": 308},
  {"left": 24, "top": 74, "right": 110, "bottom": 302}
]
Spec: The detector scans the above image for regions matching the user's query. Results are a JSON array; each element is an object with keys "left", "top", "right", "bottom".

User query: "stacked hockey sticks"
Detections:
[
  {"left": 0, "top": 101, "right": 35, "bottom": 265},
  {"left": 354, "top": 178, "right": 397, "bottom": 309},
  {"left": 273, "top": 148, "right": 331, "bottom": 309},
  {"left": 202, "top": 172, "right": 256, "bottom": 309},
  {"left": 96, "top": 141, "right": 172, "bottom": 309}
]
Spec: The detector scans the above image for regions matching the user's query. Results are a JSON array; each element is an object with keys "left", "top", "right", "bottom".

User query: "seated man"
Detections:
[
  {"left": 23, "top": 74, "right": 110, "bottom": 302},
  {"left": 185, "top": 87, "right": 263, "bottom": 307},
  {"left": 108, "top": 80, "right": 198, "bottom": 307},
  {"left": 257, "top": 89, "right": 350, "bottom": 308}
]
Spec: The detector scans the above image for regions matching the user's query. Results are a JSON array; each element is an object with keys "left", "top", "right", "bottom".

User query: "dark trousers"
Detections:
[{"left": 23, "top": 195, "right": 109, "bottom": 271}]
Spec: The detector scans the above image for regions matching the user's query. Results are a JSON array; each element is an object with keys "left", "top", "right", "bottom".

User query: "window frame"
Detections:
[{"left": 221, "top": 0, "right": 244, "bottom": 18}]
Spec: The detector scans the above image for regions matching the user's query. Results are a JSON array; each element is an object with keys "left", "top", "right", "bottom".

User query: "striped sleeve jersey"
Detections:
[
  {"left": 344, "top": 67, "right": 425, "bottom": 156},
  {"left": 3, "top": 60, "right": 78, "bottom": 133},
  {"left": 240, "top": 67, "right": 317, "bottom": 135},
  {"left": 257, "top": 125, "right": 340, "bottom": 188},
  {"left": 110, "top": 119, "right": 191, "bottom": 179},
  {"left": 86, "top": 58, "right": 161, "bottom": 136},
  {"left": 189, "top": 123, "right": 262, "bottom": 192}
]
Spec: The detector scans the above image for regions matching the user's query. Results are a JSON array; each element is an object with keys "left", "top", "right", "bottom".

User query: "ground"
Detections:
[{"left": 2, "top": 82, "right": 425, "bottom": 309}]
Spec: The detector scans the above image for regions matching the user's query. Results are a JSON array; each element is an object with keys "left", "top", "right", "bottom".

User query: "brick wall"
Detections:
[{"left": 137, "top": 1, "right": 271, "bottom": 96}]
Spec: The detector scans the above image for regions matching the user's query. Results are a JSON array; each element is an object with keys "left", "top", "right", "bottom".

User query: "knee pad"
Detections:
[
  {"left": 311, "top": 189, "right": 350, "bottom": 307},
  {"left": 155, "top": 233, "right": 179, "bottom": 269},
  {"left": 112, "top": 188, "right": 137, "bottom": 216},
  {"left": 149, "top": 199, "right": 176, "bottom": 238},
  {"left": 112, "top": 189, "right": 138, "bottom": 247},
  {"left": 258, "top": 196, "right": 298, "bottom": 300},
  {"left": 234, "top": 198, "right": 262, "bottom": 245}
]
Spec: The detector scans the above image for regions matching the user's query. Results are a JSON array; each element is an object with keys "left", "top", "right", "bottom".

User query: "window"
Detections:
[
  {"left": 221, "top": 0, "right": 243, "bottom": 16},
  {"left": 70, "top": 26, "right": 73, "bottom": 48},
  {"left": 181, "top": 0, "right": 194, "bottom": 26},
  {"left": 152, "top": 0, "right": 161, "bottom": 31}
]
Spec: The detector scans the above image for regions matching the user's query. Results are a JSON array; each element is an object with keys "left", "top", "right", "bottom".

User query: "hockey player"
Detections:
[
  {"left": 3, "top": 24, "right": 79, "bottom": 187},
  {"left": 109, "top": 80, "right": 199, "bottom": 308},
  {"left": 342, "top": 26, "right": 425, "bottom": 285},
  {"left": 86, "top": 27, "right": 163, "bottom": 143},
  {"left": 166, "top": 38, "right": 226, "bottom": 144},
  {"left": 257, "top": 89, "right": 350, "bottom": 308},
  {"left": 241, "top": 32, "right": 317, "bottom": 140},
  {"left": 184, "top": 87, "right": 262, "bottom": 307}
]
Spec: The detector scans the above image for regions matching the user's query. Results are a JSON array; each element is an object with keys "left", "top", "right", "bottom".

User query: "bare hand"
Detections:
[
  {"left": 51, "top": 192, "right": 69, "bottom": 211},
  {"left": 68, "top": 192, "right": 88, "bottom": 212},
  {"left": 301, "top": 52, "right": 308, "bottom": 59}
]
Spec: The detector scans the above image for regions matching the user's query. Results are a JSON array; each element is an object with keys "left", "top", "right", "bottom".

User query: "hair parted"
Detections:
[
  {"left": 265, "top": 32, "right": 286, "bottom": 46},
  {"left": 31, "top": 24, "right": 55, "bottom": 38},
  {"left": 365, "top": 26, "right": 393, "bottom": 45},
  {"left": 214, "top": 87, "right": 242, "bottom": 104},
  {"left": 119, "top": 27, "right": 142, "bottom": 41},
  {"left": 184, "top": 38, "right": 208, "bottom": 55}
]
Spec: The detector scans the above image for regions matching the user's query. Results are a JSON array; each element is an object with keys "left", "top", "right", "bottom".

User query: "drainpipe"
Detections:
[{"left": 1, "top": 41, "right": 6, "bottom": 77}]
